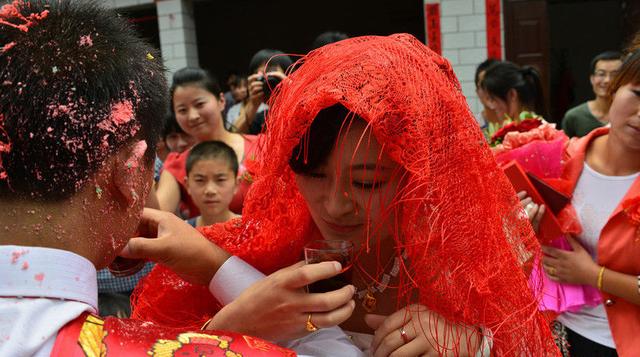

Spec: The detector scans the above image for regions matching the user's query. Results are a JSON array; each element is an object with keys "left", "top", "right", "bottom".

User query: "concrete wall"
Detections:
[
  {"left": 110, "top": 0, "right": 503, "bottom": 109},
  {"left": 109, "top": 0, "right": 199, "bottom": 76},
  {"left": 424, "top": 0, "right": 504, "bottom": 116}
]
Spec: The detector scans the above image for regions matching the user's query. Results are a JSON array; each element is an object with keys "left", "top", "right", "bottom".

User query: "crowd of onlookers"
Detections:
[
  {"left": 93, "top": 20, "right": 638, "bottom": 356},
  {"left": 474, "top": 51, "right": 623, "bottom": 141},
  {"left": 98, "top": 32, "right": 628, "bottom": 318}
]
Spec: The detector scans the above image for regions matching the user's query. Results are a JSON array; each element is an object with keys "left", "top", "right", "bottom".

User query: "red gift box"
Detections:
[{"left": 502, "top": 160, "right": 570, "bottom": 243}]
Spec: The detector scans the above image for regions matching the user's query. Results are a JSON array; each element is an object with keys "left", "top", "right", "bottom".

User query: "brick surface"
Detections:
[
  {"left": 441, "top": 0, "right": 473, "bottom": 16},
  {"left": 473, "top": 0, "right": 485, "bottom": 13},
  {"left": 460, "top": 80, "right": 477, "bottom": 99},
  {"left": 442, "top": 49, "right": 460, "bottom": 65},
  {"left": 157, "top": 0, "right": 184, "bottom": 16},
  {"left": 475, "top": 31, "right": 487, "bottom": 47},
  {"left": 443, "top": 32, "right": 475, "bottom": 49},
  {"left": 158, "top": 15, "right": 171, "bottom": 30},
  {"left": 452, "top": 64, "right": 476, "bottom": 82},
  {"left": 466, "top": 97, "right": 479, "bottom": 115},
  {"left": 459, "top": 48, "right": 486, "bottom": 65},
  {"left": 161, "top": 43, "right": 174, "bottom": 59},
  {"left": 441, "top": 16, "right": 458, "bottom": 33},
  {"left": 160, "top": 28, "right": 184, "bottom": 45},
  {"left": 110, "top": 0, "right": 138, "bottom": 8},
  {"left": 458, "top": 14, "right": 485, "bottom": 32}
]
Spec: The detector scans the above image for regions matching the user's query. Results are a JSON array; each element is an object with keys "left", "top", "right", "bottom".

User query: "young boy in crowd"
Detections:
[
  {"left": 185, "top": 141, "right": 240, "bottom": 227},
  {"left": 0, "top": 1, "right": 356, "bottom": 356}
]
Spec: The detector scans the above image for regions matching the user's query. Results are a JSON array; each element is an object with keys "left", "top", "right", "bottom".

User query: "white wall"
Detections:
[
  {"left": 108, "top": 0, "right": 199, "bottom": 76},
  {"left": 425, "top": 0, "right": 505, "bottom": 116}
]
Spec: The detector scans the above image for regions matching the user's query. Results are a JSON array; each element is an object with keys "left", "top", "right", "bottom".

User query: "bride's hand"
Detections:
[{"left": 366, "top": 304, "right": 482, "bottom": 357}]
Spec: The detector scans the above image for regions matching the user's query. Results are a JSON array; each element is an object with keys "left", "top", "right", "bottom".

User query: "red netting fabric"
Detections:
[{"left": 132, "top": 34, "right": 558, "bottom": 355}]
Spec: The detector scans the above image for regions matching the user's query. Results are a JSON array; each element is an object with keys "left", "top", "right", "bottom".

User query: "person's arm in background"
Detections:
[
  {"left": 145, "top": 183, "right": 160, "bottom": 210},
  {"left": 236, "top": 72, "right": 286, "bottom": 133},
  {"left": 234, "top": 73, "right": 263, "bottom": 134},
  {"left": 155, "top": 171, "right": 181, "bottom": 213}
]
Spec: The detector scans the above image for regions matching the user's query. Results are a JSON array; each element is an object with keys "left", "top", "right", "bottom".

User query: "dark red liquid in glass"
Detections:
[
  {"left": 305, "top": 246, "right": 353, "bottom": 293},
  {"left": 308, "top": 264, "right": 353, "bottom": 293}
]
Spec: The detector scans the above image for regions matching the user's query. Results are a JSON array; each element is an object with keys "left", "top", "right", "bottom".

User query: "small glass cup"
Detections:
[
  {"left": 304, "top": 240, "right": 354, "bottom": 293},
  {"left": 108, "top": 256, "right": 146, "bottom": 277},
  {"left": 108, "top": 230, "right": 146, "bottom": 277}
]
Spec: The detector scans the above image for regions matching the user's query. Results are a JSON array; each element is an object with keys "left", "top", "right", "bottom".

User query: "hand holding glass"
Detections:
[{"left": 304, "top": 240, "right": 354, "bottom": 293}]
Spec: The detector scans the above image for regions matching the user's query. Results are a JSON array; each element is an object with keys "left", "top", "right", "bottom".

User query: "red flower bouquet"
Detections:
[{"left": 490, "top": 117, "right": 543, "bottom": 146}]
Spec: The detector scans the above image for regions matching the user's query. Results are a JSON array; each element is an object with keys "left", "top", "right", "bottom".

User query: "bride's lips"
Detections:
[{"left": 322, "top": 218, "right": 363, "bottom": 233}]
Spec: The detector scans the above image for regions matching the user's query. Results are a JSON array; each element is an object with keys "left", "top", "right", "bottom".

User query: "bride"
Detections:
[{"left": 133, "top": 34, "right": 558, "bottom": 356}]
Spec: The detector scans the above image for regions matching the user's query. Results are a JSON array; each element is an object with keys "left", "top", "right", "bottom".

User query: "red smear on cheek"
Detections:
[
  {"left": 21, "top": 261, "right": 28, "bottom": 270},
  {"left": 34, "top": 273, "right": 44, "bottom": 282}
]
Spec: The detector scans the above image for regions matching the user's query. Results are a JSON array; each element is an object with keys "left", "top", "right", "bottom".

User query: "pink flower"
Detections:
[
  {"left": 491, "top": 118, "right": 543, "bottom": 145},
  {"left": 492, "top": 123, "right": 563, "bottom": 155}
]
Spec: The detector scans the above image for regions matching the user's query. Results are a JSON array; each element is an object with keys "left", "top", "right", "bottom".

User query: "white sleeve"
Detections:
[
  {"left": 208, "top": 256, "right": 265, "bottom": 305},
  {"left": 285, "top": 327, "right": 365, "bottom": 357},
  {"left": 209, "top": 257, "right": 363, "bottom": 356}
]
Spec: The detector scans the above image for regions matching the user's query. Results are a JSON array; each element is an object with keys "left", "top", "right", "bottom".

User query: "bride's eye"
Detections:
[
  {"left": 303, "top": 172, "right": 326, "bottom": 179},
  {"left": 353, "top": 181, "right": 385, "bottom": 190}
]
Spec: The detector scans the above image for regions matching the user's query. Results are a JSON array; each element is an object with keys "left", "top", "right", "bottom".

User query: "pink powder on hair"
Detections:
[
  {"left": 97, "top": 100, "right": 135, "bottom": 134},
  {"left": 78, "top": 34, "right": 93, "bottom": 47},
  {"left": 34, "top": 273, "right": 44, "bottom": 282},
  {"left": 110, "top": 100, "right": 133, "bottom": 125},
  {"left": 1, "top": 41, "right": 15, "bottom": 53}
]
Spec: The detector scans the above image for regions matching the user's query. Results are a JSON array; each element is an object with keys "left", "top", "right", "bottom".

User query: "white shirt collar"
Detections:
[{"left": 0, "top": 245, "right": 98, "bottom": 309}]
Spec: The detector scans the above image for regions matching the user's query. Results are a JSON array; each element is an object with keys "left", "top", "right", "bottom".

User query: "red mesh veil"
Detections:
[{"left": 133, "top": 34, "right": 557, "bottom": 355}]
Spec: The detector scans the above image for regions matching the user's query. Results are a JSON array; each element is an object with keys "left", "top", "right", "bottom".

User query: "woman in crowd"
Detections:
[
  {"left": 473, "top": 58, "right": 502, "bottom": 139},
  {"left": 532, "top": 50, "right": 640, "bottom": 357},
  {"left": 133, "top": 34, "right": 558, "bottom": 356},
  {"left": 156, "top": 68, "right": 258, "bottom": 217},
  {"left": 481, "top": 61, "right": 547, "bottom": 127}
]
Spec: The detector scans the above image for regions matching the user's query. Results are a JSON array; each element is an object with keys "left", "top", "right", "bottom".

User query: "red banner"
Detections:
[
  {"left": 485, "top": 0, "right": 502, "bottom": 59},
  {"left": 425, "top": 3, "right": 441, "bottom": 55}
]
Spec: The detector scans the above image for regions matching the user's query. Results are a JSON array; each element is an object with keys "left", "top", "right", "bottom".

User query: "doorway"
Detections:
[{"left": 504, "top": 0, "right": 637, "bottom": 123}]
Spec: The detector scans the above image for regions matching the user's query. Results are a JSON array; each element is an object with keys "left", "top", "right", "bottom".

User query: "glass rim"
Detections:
[{"left": 304, "top": 239, "right": 354, "bottom": 253}]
